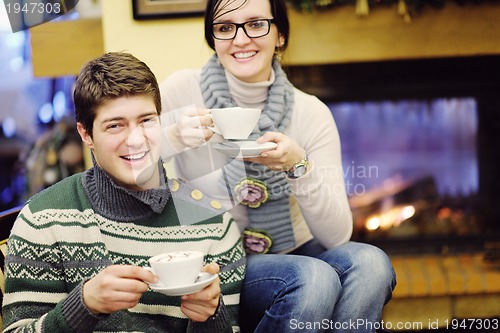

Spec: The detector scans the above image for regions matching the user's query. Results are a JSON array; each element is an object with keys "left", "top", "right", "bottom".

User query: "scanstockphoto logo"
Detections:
[{"left": 1, "top": 0, "right": 78, "bottom": 33}]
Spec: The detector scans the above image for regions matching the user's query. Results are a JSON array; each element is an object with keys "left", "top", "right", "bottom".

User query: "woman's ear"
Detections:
[
  {"left": 277, "top": 34, "right": 285, "bottom": 48},
  {"left": 77, "top": 122, "right": 94, "bottom": 149}
]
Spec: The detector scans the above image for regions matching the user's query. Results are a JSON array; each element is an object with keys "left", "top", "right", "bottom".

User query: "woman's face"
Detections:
[{"left": 213, "top": 0, "right": 282, "bottom": 83}]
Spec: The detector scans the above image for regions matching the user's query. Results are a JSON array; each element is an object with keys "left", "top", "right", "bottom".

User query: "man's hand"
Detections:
[
  {"left": 180, "top": 262, "right": 221, "bottom": 322},
  {"left": 83, "top": 265, "right": 158, "bottom": 314}
]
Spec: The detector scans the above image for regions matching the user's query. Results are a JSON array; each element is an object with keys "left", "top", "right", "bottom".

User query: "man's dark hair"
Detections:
[{"left": 73, "top": 52, "right": 161, "bottom": 137}]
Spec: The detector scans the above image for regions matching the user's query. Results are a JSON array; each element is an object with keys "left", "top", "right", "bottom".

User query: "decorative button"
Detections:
[
  {"left": 191, "top": 189, "right": 203, "bottom": 200},
  {"left": 170, "top": 180, "right": 179, "bottom": 192},
  {"left": 210, "top": 200, "right": 222, "bottom": 210}
]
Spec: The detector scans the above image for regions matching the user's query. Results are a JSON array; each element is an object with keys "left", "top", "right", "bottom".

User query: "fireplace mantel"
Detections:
[{"left": 286, "top": 1, "right": 500, "bottom": 65}]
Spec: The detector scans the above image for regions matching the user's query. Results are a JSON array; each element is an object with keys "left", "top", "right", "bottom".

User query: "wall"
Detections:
[
  {"left": 101, "top": 0, "right": 212, "bottom": 83},
  {"left": 101, "top": 0, "right": 500, "bottom": 82}
]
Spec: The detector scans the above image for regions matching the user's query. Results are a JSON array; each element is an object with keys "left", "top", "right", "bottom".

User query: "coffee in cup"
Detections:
[
  {"left": 208, "top": 107, "right": 261, "bottom": 140},
  {"left": 145, "top": 250, "right": 204, "bottom": 287}
]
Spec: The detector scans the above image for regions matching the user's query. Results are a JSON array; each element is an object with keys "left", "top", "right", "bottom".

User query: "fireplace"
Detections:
[{"left": 285, "top": 55, "right": 500, "bottom": 254}]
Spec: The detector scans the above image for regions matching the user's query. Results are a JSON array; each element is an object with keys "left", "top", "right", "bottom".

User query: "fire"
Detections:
[{"left": 364, "top": 205, "right": 415, "bottom": 231}]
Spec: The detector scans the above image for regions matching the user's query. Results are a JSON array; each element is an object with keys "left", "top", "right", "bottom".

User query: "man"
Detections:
[{"left": 2, "top": 52, "right": 245, "bottom": 333}]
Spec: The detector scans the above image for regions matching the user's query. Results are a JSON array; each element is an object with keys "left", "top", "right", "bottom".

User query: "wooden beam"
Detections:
[
  {"left": 30, "top": 18, "right": 104, "bottom": 77},
  {"left": 286, "top": 1, "right": 500, "bottom": 65}
]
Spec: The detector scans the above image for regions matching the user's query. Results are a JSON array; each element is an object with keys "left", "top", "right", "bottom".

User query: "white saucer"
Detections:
[
  {"left": 148, "top": 272, "right": 217, "bottom": 296},
  {"left": 213, "top": 141, "right": 277, "bottom": 158}
]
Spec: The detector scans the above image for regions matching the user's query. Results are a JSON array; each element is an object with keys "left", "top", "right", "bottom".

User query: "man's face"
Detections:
[{"left": 77, "top": 95, "right": 162, "bottom": 191}]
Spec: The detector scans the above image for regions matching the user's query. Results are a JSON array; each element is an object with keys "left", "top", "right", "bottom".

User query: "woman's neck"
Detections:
[{"left": 225, "top": 69, "right": 275, "bottom": 109}]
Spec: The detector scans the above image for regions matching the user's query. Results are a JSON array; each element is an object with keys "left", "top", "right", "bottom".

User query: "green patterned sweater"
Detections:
[{"left": 2, "top": 171, "right": 245, "bottom": 333}]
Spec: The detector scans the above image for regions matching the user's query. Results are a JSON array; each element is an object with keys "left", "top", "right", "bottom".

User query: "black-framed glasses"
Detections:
[{"left": 211, "top": 19, "right": 275, "bottom": 40}]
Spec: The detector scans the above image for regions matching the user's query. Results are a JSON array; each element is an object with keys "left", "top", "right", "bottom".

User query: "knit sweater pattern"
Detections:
[{"left": 2, "top": 172, "right": 245, "bottom": 333}]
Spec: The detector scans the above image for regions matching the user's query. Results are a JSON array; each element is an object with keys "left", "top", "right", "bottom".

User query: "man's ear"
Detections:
[{"left": 77, "top": 122, "right": 94, "bottom": 149}]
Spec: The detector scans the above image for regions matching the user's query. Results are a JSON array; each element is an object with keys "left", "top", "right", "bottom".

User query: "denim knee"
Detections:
[
  {"left": 319, "top": 242, "right": 396, "bottom": 297},
  {"left": 241, "top": 254, "right": 342, "bottom": 333},
  {"left": 289, "top": 255, "right": 341, "bottom": 303},
  {"left": 356, "top": 243, "right": 396, "bottom": 295},
  {"left": 245, "top": 254, "right": 341, "bottom": 301}
]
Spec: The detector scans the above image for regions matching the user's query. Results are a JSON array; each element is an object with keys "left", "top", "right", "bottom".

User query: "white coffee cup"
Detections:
[
  {"left": 145, "top": 250, "right": 204, "bottom": 287},
  {"left": 208, "top": 107, "right": 261, "bottom": 140}
]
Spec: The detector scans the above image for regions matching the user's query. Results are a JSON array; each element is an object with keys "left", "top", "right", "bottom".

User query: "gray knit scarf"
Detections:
[
  {"left": 82, "top": 157, "right": 170, "bottom": 222},
  {"left": 200, "top": 54, "right": 295, "bottom": 253}
]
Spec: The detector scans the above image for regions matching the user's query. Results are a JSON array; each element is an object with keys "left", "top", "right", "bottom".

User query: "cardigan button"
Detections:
[
  {"left": 170, "top": 180, "right": 180, "bottom": 192},
  {"left": 210, "top": 200, "right": 222, "bottom": 210},
  {"left": 191, "top": 189, "right": 203, "bottom": 200}
]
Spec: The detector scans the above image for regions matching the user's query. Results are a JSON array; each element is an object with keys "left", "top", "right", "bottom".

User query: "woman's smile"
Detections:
[{"left": 233, "top": 51, "right": 257, "bottom": 59}]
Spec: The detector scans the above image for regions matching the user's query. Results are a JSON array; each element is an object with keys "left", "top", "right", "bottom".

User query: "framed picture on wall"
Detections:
[{"left": 132, "top": 0, "right": 207, "bottom": 19}]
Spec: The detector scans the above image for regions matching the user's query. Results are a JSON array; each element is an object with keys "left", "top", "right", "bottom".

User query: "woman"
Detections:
[{"left": 160, "top": 0, "right": 396, "bottom": 331}]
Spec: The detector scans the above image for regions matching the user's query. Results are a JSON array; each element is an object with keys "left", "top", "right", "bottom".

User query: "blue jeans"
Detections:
[{"left": 239, "top": 241, "right": 396, "bottom": 333}]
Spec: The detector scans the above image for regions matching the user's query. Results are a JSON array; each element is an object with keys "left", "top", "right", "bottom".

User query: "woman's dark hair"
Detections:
[
  {"left": 204, "top": 0, "right": 290, "bottom": 52},
  {"left": 73, "top": 52, "right": 161, "bottom": 137}
]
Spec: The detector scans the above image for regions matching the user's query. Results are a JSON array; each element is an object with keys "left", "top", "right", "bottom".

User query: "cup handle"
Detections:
[{"left": 206, "top": 114, "right": 221, "bottom": 135}]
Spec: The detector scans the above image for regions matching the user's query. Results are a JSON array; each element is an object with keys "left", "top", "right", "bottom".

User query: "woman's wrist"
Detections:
[{"left": 286, "top": 152, "right": 310, "bottom": 179}]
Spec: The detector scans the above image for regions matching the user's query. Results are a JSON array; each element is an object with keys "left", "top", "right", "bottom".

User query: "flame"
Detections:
[
  {"left": 364, "top": 205, "right": 415, "bottom": 231},
  {"left": 366, "top": 216, "right": 381, "bottom": 230}
]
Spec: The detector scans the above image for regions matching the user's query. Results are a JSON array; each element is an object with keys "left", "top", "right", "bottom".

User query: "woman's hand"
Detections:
[
  {"left": 173, "top": 108, "right": 214, "bottom": 148},
  {"left": 83, "top": 265, "right": 158, "bottom": 314},
  {"left": 245, "top": 131, "right": 306, "bottom": 172},
  {"left": 180, "top": 262, "right": 221, "bottom": 322}
]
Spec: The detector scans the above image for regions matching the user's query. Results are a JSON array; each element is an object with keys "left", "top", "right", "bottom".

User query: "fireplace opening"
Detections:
[
  {"left": 330, "top": 98, "right": 480, "bottom": 253},
  {"left": 286, "top": 55, "right": 500, "bottom": 255}
]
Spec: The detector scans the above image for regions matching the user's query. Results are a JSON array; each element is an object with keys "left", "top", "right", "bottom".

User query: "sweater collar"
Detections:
[
  {"left": 81, "top": 157, "right": 170, "bottom": 222},
  {"left": 225, "top": 69, "right": 275, "bottom": 109}
]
